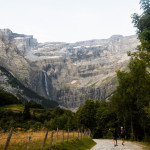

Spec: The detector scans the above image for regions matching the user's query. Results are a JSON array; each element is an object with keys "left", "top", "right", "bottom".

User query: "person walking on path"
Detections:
[
  {"left": 120, "top": 126, "right": 125, "bottom": 145},
  {"left": 109, "top": 128, "right": 118, "bottom": 147}
]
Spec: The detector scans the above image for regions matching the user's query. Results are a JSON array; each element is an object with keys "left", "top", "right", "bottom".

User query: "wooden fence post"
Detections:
[
  {"left": 78, "top": 128, "right": 79, "bottom": 139},
  {"left": 88, "top": 129, "right": 91, "bottom": 137},
  {"left": 81, "top": 128, "right": 83, "bottom": 140},
  {"left": 41, "top": 129, "right": 48, "bottom": 150},
  {"left": 27, "top": 136, "right": 31, "bottom": 150},
  {"left": 89, "top": 129, "right": 91, "bottom": 137},
  {"left": 56, "top": 128, "right": 58, "bottom": 145},
  {"left": 84, "top": 129, "right": 86, "bottom": 137},
  {"left": 62, "top": 130, "right": 64, "bottom": 144},
  {"left": 73, "top": 129, "right": 75, "bottom": 138},
  {"left": 88, "top": 129, "right": 90, "bottom": 137},
  {"left": 67, "top": 128, "right": 69, "bottom": 143},
  {"left": 4, "top": 127, "right": 14, "bottom": 150},
  {"left": 49, "top": 131, "right": 54, "bottom": 150},
  {"left": 87, "top": 129, "right": 89, "bottom": 137}
]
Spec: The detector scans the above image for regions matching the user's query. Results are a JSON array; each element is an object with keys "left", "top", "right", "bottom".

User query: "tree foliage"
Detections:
[
  {"left": 0, "top": 90, "right": 22, "bottom": 106},
  {"left": 76, "top": 99, "right": 96, "bottom": 130},
  {"left": 110, "top": 0, "right": 150, "bottom": 140}
]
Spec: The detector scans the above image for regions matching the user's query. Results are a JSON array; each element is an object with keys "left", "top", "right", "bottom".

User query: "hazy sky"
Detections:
[{"left": 0, "top": 0, "right": 142, "bottom": 43}]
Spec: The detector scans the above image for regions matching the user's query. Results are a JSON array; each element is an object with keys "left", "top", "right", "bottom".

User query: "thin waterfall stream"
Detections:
[{"left": 44, "top": 72, "right": 50, "bottom": 96}]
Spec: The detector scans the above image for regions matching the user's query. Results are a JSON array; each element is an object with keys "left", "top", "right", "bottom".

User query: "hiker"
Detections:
[
  {"left": 120, "top": 126, "right": 125, "bottom": 145},
  {"left": 109, "top": 128, "right": 118, "bottom": 147}
]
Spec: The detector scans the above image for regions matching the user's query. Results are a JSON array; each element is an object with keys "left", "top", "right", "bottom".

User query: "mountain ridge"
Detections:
[{"left": 0, "top": 29, "right": 139, "bottom": 109}]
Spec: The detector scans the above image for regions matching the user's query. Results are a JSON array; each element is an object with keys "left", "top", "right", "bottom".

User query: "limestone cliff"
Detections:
[
  {"left": 0, "top": 29, "right": 31, "bottom": 81},
  {"left": 25, "top": 34, "right": 139, "bottom": 109},
  {"left": 0, "top": 29, "right": 140, "bottom": 109}
]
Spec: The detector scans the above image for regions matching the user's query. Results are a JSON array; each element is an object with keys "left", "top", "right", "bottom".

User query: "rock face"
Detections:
[
  {"left": 0, "top": 29, "right": 38, "bottom": 52},
  {"left": 0, "top": 29, "right": 140, "bottom": 109},
  {"left": 0, "top": 66, "right": 58, "bottom": 108},
  {"left": 14, "top": 35, "right": 38, "bottom": 52},
  {"left": 0, "top": 29, "right": 31, "bottom": 81},
  {"left": 25, "top": 34, "right": 139, "bottom": 109}
]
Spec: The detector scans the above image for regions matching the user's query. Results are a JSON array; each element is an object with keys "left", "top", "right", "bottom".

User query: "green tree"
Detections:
[
  {"left": 111, "top": 58, "right": 150, "bottom": 140},
  {"left": 23, "top": 103, "right": 31, "bottom": 120},
  {"left": 140, "top": 0, "right": 150, "bottom": 11},
  {"left": 96, "top": 100, "right": 117, "bottom": 138},
  {"left": 132, "top": 0, "right": 150, "bottom": 60},
  {"left": 132, "top": 0, "right": 150, "bottom": 140},
  {"left": 110, "top": 0, "right": 150, "bottom": 140},
  {"left": 76, "top": 99, "right": 96, "bottom": 131}
]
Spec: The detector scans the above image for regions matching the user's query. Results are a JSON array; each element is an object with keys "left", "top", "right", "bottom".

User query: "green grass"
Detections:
[
  {"left": 48, "top": 138, "right": 96, "bottom": 150},
  {"left": 91, "top": 81, "right": 99, "bottom": 87},
  {"left": 0, "top": 104, "right": 24, "bottom": 113},
  {"left": 0, "top": 104, "right": 44, "bottom": 115},
  {"left": 133, "top": 141, "right": 150, "bottom": 150},
  {"left": 0, "top": 137, "right": 96, "bottom": 150},
  {"left": 141, "top": 142, "right": 150, "bottom": 149}
]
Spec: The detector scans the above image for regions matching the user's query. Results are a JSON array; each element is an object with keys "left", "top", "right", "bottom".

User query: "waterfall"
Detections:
[{"left": 44, "top": 72, "right": 50, "bottom": 96}]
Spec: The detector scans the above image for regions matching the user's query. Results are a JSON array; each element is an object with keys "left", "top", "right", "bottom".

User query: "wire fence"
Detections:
[{"left": 0, "top": 128, "right": 91, "bottom": 150}]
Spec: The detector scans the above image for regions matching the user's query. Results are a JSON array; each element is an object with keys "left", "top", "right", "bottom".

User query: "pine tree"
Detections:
[{"left": 23, "top": 103, "right": 31, "bottom": 120}]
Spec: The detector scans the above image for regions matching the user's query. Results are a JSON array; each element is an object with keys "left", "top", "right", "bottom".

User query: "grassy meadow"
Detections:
[{"left": 0, "top": 130, "right": 94, "bottom": 150}]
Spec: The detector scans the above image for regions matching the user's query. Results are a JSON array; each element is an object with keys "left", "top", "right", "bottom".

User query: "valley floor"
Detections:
[{"left": 91, "top": 139, "right": 149, "bottom": 150}]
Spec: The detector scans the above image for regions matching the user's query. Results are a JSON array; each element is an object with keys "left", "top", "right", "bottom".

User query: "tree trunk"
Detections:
[{"left": 130, "top": 112, "right": 134, "bottom": 140}]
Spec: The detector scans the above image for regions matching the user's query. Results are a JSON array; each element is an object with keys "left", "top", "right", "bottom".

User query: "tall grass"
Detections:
[{"left": 0, "top": 130, "right": 89, "bottom": 150}]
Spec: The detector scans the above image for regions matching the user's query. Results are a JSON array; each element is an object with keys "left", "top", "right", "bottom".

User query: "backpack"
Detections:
[{"left": 121, "top": 129, "right": 124, "bottom": 135}]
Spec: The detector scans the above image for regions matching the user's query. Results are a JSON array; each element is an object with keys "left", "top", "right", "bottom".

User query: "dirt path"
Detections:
[{"left": 91, "top": 139, "right": 148, "bottom": 150}]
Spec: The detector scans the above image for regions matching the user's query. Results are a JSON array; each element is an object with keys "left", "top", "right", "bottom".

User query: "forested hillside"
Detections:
[
  {"left": 0, "top": 89, "right": 75, "bottom": 131},
  {"left": 0, "top": 66, "right": 58, "bottom": 108}
]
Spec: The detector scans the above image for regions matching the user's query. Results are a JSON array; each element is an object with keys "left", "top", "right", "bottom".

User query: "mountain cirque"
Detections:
[{"left": 0, "top": 29, "right": 139, "bottom": 110}]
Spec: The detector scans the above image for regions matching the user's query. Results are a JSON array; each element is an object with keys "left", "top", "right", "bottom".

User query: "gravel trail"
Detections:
[{"left": 91, "top": 139, "right": 148, "bottom": 150}]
